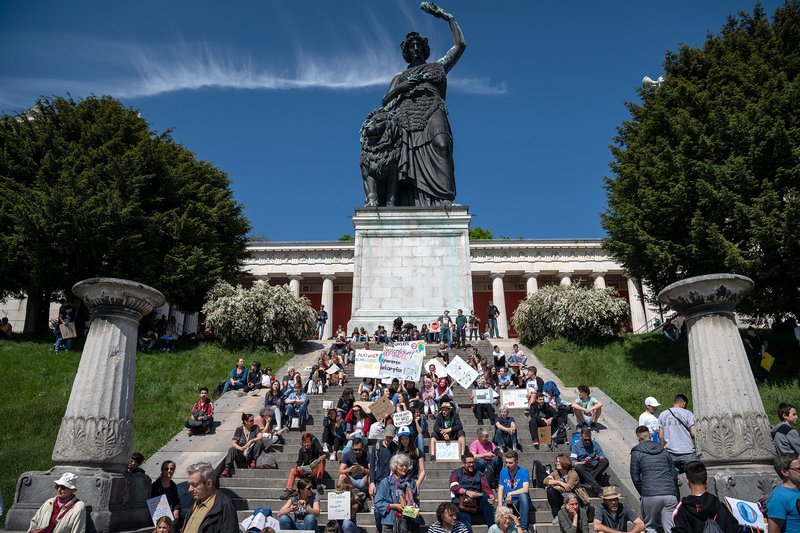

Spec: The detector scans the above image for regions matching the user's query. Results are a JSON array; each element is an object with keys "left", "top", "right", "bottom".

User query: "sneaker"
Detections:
[
  {"left": 275, "top": 427, "right": 289, "bottom": 436},
  {"left": 249, "top": 460, "right": 257, "bottom": 469},
  {"left": 279, "top": 488, "right": 293, "bottom": 500},
  {"left": 187, "top": 428, "right": 194, "bottom": 437},
  {"left": 219, "top": 468, "right": 231, "bottom": 478},
  {"left": 527, "top": 526, "right": 537, "bottom": 533},
  {"left": 323, "top": 443, "right": 330, "bottom": 453},
  {"left": 317, "top": 484, "right": 325, "bottom": 496},
  {"left": 330, "top": 452, "right": 336, "bottom": 461},
  {"left": 429, "top": 454, "right": 436, "bottom": 462},
  {"left": 551, "top": 517, "right": 559, "bottom": 525}
]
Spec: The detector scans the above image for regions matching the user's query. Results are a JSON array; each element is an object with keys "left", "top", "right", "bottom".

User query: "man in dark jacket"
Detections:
[
  {"left": 672, "top": 461, "right": 738, "bottom": 533},
  {"left": 183, "top": 461, "right": 238, "bottom": 533},
  {"left": 630, "top": 426, "right": 677, "bottom": 533},
  {"left": 431, "top": 401, "right": 466, "bottom": 461},
  {"left": 529, "top": 392, "right": 558, "bottom": 446}
]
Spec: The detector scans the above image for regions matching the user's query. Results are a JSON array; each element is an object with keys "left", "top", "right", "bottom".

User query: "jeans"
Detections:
[
  {"left": 507, "top": 493, "right": 531, "bottom": 528},
  {"left": 574, "top": 458, "right": 609, "bottom": 491},
  {"left": 316, "top": 321, "right": 325, "bottom": 339},
  {"left": 279, "top": 514, "right": 318, "bottom": 531},
  {"left": 456, "top": 326, "right": 466, "bottom": 347},
  {"left": 546, "top": 487, "right": 565, "bottom": 518},
  {"left": 441, "top": 327, "right": 452, "bottom": 348},
  {"left": 286, "top": 403, "right": 308, "bottom": 425},
  {"left": 222, "top": 380, "right": 245, "bottom": 394},
  {"left": 475, "top": 456, "right": 502, "bottom": 475},
  {"left": 456, "top": 494, "right": 496, "bottom": 533},
  {"left": 53, "top": 328, "right": 73, "bottom": 352},
  {"left": 493, "top": 429, "right": 518, "bottom": 450},
  {"left": 343, "top": 519, "right": 360, "bottom": 533},
  {"left": 349, "top": 475, "right": 368, "bottom": 492},
  {"left": 488, "top": 318, "right": 499, "bottom": 338},
  {"left": 474, "top": 404, "right": 496, "bottom": 424}
]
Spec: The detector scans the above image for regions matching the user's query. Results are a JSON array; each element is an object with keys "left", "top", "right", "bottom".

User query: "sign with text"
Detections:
[
  {"left": 425, "top": 357, "right": 448, "bottom": 378},
  {"left": 379, "top": 342, "right": 426, "bottom": 381},
  {"left": 354, "top": 350, "right": 382, "bottom": 378},
  {"left": 369, "top": 395, "right": 395, "bottom": 421},
  {"left": 725, "top": 497, "right": 765, "bottom": 530},
  {"left": 328, "top": 490, "right": 351, "bottom": 520},
  {"left": 392, "top": 410, "right": 413, "bottom": 427},
  {"left": 446, "top": 356, "right": 479, "bottom": 389},
  {"left": 474, "top": 389, "right": 493, "bottom": 404},
  {"left": 326, "top": 364, "right": 341, "bottom": 375},
  {"left": 500, "top": 389, "right": 529, "bottom": 409},
  {"left": 146, "top": 495, "right": 172, "bottom": 525},
  {"left": 434, "top": 440, "right": 462, "bottom": 462}
]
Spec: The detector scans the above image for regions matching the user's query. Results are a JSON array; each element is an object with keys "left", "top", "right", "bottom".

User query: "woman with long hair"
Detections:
[
  {"left": 277, "top": 478, "right": 321, "bottom": 531},
  {"left": 150, "top": 460, "right": 181, "bottom": 530},
  {"left": 396, "top": 426, "right": 426, "bottom": 489},
  {"left": 544, "top": 454, "right": 580, "bottom": 522},
  {"left": 264, "top": 380, "right": 284, "bottom": 428}
]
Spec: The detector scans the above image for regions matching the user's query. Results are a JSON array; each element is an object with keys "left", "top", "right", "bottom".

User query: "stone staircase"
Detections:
[{"left": 216, "top": 341, "right": 625, "bottom": 531}]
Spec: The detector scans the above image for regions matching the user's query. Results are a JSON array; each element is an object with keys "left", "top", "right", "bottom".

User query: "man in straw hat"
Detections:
[
  {"left": 592, "top": 486, "right": 645, "bottom": 533},
  {"left": 28, "top": 472, "right": 86, "bottom": 533}
]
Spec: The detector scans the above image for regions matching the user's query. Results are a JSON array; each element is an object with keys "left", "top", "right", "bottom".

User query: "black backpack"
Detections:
[
  {"left": 552, "top": 424, "right": 568, "bottom": 445},
  {"left": 531, "top": 460, "right": 549, "bottom": 488}
]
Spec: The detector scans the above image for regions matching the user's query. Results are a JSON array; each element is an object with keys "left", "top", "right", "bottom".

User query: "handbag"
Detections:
[{"left": 458, "top": 493, "right": 479, "bottom": 513}]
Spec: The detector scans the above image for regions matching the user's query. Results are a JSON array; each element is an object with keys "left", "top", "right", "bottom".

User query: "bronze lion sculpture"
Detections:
[{"left": 360, "top": 108, "right": 401, "bottom": 207}]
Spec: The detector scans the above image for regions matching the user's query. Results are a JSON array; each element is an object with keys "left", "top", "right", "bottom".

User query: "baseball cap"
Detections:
[{"left": 644, "top": 396, "right": 660, "bottom": 407}]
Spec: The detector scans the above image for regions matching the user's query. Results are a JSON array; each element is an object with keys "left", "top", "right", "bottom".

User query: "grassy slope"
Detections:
[
  {"left": 533, "top": 330, "right": 800, "bottom": 424},
  {"left": 0, "top": 337, "right": 290, "bottom": 522}
]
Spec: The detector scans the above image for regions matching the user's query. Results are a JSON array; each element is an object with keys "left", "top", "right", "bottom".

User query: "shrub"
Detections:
[
  {"left": 512, "top": 284, "right": 630, "bottom": 345},
  {"left": 201, "top": 280, "right": 316, "bottom": 352}
]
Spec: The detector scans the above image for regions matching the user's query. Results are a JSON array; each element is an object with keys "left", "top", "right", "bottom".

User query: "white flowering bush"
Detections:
[
  {"left": 202, "top": 280, "right": 316, "bottom": 352},
  {"left": 512, "top": 284, "right": 630, "bottom": 345}
]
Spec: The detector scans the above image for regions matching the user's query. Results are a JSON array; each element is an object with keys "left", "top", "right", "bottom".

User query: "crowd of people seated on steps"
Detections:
[{"left": 166, "top": 332, "right": 800, "bottom": 533}]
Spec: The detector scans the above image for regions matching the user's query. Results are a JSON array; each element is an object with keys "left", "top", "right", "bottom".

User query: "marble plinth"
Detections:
[
  {"left": 348, "top": 206, "right": 474, "bottom": 335},
  {"left": 6, "top": 278, "right": 164, "bottom": 532},
  {"left": 658, "top": 274, "right": 776, "bottom": 501}
]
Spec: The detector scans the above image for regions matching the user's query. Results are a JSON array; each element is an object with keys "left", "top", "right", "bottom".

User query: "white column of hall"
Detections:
[
  {"left": 558, "top": 271, "right": 572, "bottom": 286},
  {"left": 627, "top": 276, "right": 648, "bottom": 333},
  {"left": 525, "top": 272, "right": 539, "bottom": 295},
  {"left": 592, "top": 271, "right": 606, "bottom": 289},
  {"left": 491, "top": 273, "right": 509, "bottom": 338},
  {"left": 288, "top": 275, "right": 302, "bottom": 298},
  {"left": 321, "top": 275, "right": 335, "bottom": 340}
]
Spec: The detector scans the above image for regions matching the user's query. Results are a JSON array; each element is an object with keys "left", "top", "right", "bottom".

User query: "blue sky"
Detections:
[{"left": 0, "top": 1, "right": 783, "bottom": 242}]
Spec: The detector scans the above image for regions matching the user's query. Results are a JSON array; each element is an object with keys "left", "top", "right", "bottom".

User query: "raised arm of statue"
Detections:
[{"left": 422, "top": 3, "right": 466, "bottom": 73}]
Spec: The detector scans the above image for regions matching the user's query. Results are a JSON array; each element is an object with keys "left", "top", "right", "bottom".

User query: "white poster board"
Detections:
[
  {"left": 328, "top": 490, "right": 352, "bottom": 520},
  {"left": 474, "top": 389, "right": 493, "bottom": 404},
  {"left": 354, "top": 350, "right": 382, "bottom": 378},
  {"left": 446, "top": 356, "right": 479, "bottom": 389},
  {"left": 424, "top": 357, "right": 448, "bottom": 378},
  {"left": 725, "top": 497, "right": 765, "bottom": 530},
  {"left": 146, "top": 495, "right": 172, "bottom": 525},
  {"left": 434, "top": 440, "right": 462, "bottom": 462},
  {"left": 500, "top": 389, "right": 529, "bottom": 409},
  {"left": 326, "top": 364, "right": 341, "bottom": 375},
  {"left": 392, "top": 411, "right": 414, "bottom": 427},
  {"left": 322, "top": 400, "right": 334, "bottom": 410},
  {"left": 379, "top": 342, "right": 426, "bottom": 381}
]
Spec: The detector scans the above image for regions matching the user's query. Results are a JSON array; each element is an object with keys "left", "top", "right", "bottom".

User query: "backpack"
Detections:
[
  {"left": 531, "top": 460, "right": 549, "bottom": 488},
  {"left": 552, "top": 424, "right": 568, "bottom": 445},
  {"left": 702, "top": 517, "right": 725, "bottom": 533}
]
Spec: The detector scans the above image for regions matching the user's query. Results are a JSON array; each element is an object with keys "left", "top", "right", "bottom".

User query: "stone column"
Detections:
[
  {"left": 491, "top": 273, "right": 508, "bottom": 338},
  {"left": 592, "top": 272, "right": 606, "bottom": 289},
  {"left": 525, "top": 273, "right": 539, "bottom": 295},
  {"left": 288, "top": 275, "right": 302, "bottom": 298},
  {"left": 627, "top": 276, "right": 647, "bottom": 333},
  {"left": 642, "top": 284, "right": 659, "bottom": 330},
  {"left": 558, "top": 272, "right": 572, "bottom": 286},
  {"left": 658, "top": 274, "right": 774, "bottom": 500},
  {"left": 322, "top": 275, "right": 335, "bottom": 340},
  {"left": 183, "top": 312, "right": 199, "bottom": 335},
  {"left": 7, "top": 277, "right": 164, "bottom": 532}
]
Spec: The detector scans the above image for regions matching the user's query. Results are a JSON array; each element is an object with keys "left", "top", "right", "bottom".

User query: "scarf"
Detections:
[{"left": 390, "top": 474, "right": 415, "bottom": 515}]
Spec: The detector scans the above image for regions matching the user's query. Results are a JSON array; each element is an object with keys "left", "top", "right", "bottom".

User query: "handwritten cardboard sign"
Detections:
[
  {"left": 446, "top": 356, "right": 479, "bottom": 389},
  {"left": 434, "top": 440, "right": 462, "bottom": 462},
  {"left": 500, "top": 389, "right": 529, "bottom": 409},
  {"left": 425, "top": 357, "right": 448, "bottom": 378},
  {"left": 369, "top": 395, "right": 395, "bottom": 421},
  {"left": 146, "top": 495, "right": 171, "bottom": 525},
  {"left": 392, "top": 410, "right": 413, "bottom": 427},
  {"left": 328, "top": 490, "right": 351, "bottom": 520}
]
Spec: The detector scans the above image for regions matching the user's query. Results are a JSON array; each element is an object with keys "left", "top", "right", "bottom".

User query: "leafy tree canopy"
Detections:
[
  {"left": 469, "top": 226, "right": 493, "bottom": 240},
  {"left": 338, "top": 233, "right": 354, "bottom": 241},
  {"left": 0, "top": 96, "right": 251, "bottom": 330},
  {"left": 602, "top": 1, "right": 800, "bottom": 318}
]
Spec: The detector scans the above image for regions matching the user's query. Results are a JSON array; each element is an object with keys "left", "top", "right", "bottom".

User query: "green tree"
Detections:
[
  {"left": 0, "top": 96, "right": 251, "bottom": 331},
  {"left": 469, "top": 226, "right": 493, "bottom": 240},
  {"left": 338, "top": 233, "right": 354, "bottom": 241},
  {"left": 602, "top": 2, "right": 800, "bottom": 318},
  {"left": 512, "top": 284, "right": 630, "bottom": 346}
]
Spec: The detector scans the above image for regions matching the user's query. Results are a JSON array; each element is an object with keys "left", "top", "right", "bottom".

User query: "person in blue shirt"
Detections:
[
  {"left": 222, "top": 357, "right": 248, "bottom": 394},
  {"left": 497, "top": 368, "right": 512, "bottom": 390},
  {"left": 285, "top": 383, "right": 309, "bottom": 428},
  {"left": 493, "top": 407, "right": 518, "bottom": 452},
  {"left": 375, "top": 453, "right": 420, "bottom": 533},
  {"left": 767, "top": 453, "right": 800, "bottom": 533},
  {"left": 570, "top": 427, "right": 609, "bottom": 492},
  {"left": 496, "top": 450, "right": 533, "bottom": 531}
]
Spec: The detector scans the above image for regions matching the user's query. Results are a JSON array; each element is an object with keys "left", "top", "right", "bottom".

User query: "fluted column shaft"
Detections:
[
  {"left": 53, "top": 278, "right": 164, "bottom": 472},
  {"left": 627, "top": 276, "right": 647, "bottom": 333},
  {"left": 491, "top": 273, "right": 508, "bottom": 338},
  {"left": 592, "top": 273, "right": 606, "bottom": 289},
  {"left": 289, "top": 276, "right": 302, "bottom": 298},
  {"left": 525, "top": 274, "right": 539, "bottom": 295},
  {"left": 322, "top": 276, "right": 335, "bottom": 340}
]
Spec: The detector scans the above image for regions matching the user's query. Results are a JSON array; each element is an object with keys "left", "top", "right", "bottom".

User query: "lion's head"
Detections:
[{"left": 360, "top": 108, "right": 400, "bottom": 155}]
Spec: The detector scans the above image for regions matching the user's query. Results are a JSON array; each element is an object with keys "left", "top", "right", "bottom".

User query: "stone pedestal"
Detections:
[
  {"left": 657, "top": 274, "right": 776, "bottom": 500},
  {"left": 6, "top": 278, "right": 165, "bottom": 532},
  {"left": 348, "top": 206, "right": 474, "bottom": 335}
]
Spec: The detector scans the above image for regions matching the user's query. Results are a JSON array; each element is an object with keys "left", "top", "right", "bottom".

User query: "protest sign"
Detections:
[
  {"left": 500, "top": 389, "right": 529, "bottom": 409},
  {"left": 146, "top": 495, "right": 172, "bottom": 525},
  {"left": 392, "top": 411, "right": 413, "bottom": 427},
  {"left": 378, "top": 342, "right": 425, "bottom": 381},
  {"left": 474, "top": 389, "right": 493, "bottom": 404},
  {"left": 354, "top": 401, "right": 372, "bottom": 414},
  {"left": 354, "top": 350, "right": 382, "bottom": 378},
  {"left": 434, "top": 440, "right": 462, "bottom": 462},
  {"left": 326, "top": 364, "right": 341, "bottom": 375},
  {"left": 323, "top": 400, "right": 333, "bottom": 410},
  {"left": 537, "top": 426, "right": 552, "bottom": 446},
  {"left": 369, "top": 396, "right": 395, "bottom": 421},
  {"left": 328, "top": 490, "right": 351, "bottom": 520},
  {"left": 424, "top": 357, "right": 448, "bottom": 378},
  {"left": 725, "top": 497, "right": 765, "bottom": 530},
  {"left": 446, "top": 356, "right": 479, "bottom": 389}
]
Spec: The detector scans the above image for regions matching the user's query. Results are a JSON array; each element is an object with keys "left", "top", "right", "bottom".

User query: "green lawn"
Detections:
[
  {"left": 533, "top": 330, "right": 800, "bottom": 424},
  {"left": 0, "top": 336, "right": 291, "bottom": 523}
]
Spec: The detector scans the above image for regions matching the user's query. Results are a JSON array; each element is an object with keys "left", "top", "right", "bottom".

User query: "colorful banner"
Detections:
[
  {"left": 354, "top": 349, "right": 382, "bottom": 378},
  {"left": 446, "top": 355, "right": 479, "bottom": 389},
  {"left": 500, "top": 388, "right": 529, "bottom": 409},
  {"left": 378, "top": 341, "right": 426, "bottom": 381}
]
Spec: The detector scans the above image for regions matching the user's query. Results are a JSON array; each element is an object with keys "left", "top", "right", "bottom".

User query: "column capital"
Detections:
[
  {"left": 523, "top": 271, "right": 540, "bottom": 279},
  {"left": 591, "top": 271, "right": 607, "bottom": 278},
  {"left": 287, "top": 274, "right": 303, "bottom": 281},
  {"left": 490, "top": 272, "right": 505, "bottom": 280},
  {"left": 321, "top": 274, "right": 336, "bottom": 281},
  {"left": 557, "top": 271, "right": 573, "bottom": 279}
]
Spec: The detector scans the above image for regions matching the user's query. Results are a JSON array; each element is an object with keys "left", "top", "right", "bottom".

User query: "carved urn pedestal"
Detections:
[
  {"left": 657, "top": 274, "right": 777, "bottom": 500},
  {"left": 6, "top": 278, "right": 165, "bottom": 532}
]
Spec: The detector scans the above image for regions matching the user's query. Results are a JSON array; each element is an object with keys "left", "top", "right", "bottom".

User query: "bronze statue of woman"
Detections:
[{"left": 382, "top": 3, "right": 465, "bottom": 207}]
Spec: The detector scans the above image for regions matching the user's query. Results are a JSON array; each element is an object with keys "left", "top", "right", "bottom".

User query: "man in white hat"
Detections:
[
  {"left": 638, "top": 397, "right": 661, "bottom": 441},
  {"left": 28, "top": 472, "right": 86, "bottom": 532}
]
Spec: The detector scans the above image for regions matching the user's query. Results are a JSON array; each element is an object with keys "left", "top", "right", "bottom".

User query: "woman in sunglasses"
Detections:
[{"left": 150, "top": 460, "right": 181, "bottom": 530}]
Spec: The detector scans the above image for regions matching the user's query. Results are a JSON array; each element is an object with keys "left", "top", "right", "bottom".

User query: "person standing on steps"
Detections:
[
  {"left": 316, "top": 304, "right": 328, "bottom": 340},
  {"left": 657, "top": 394, "right": 697, "bottom": 476}
]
